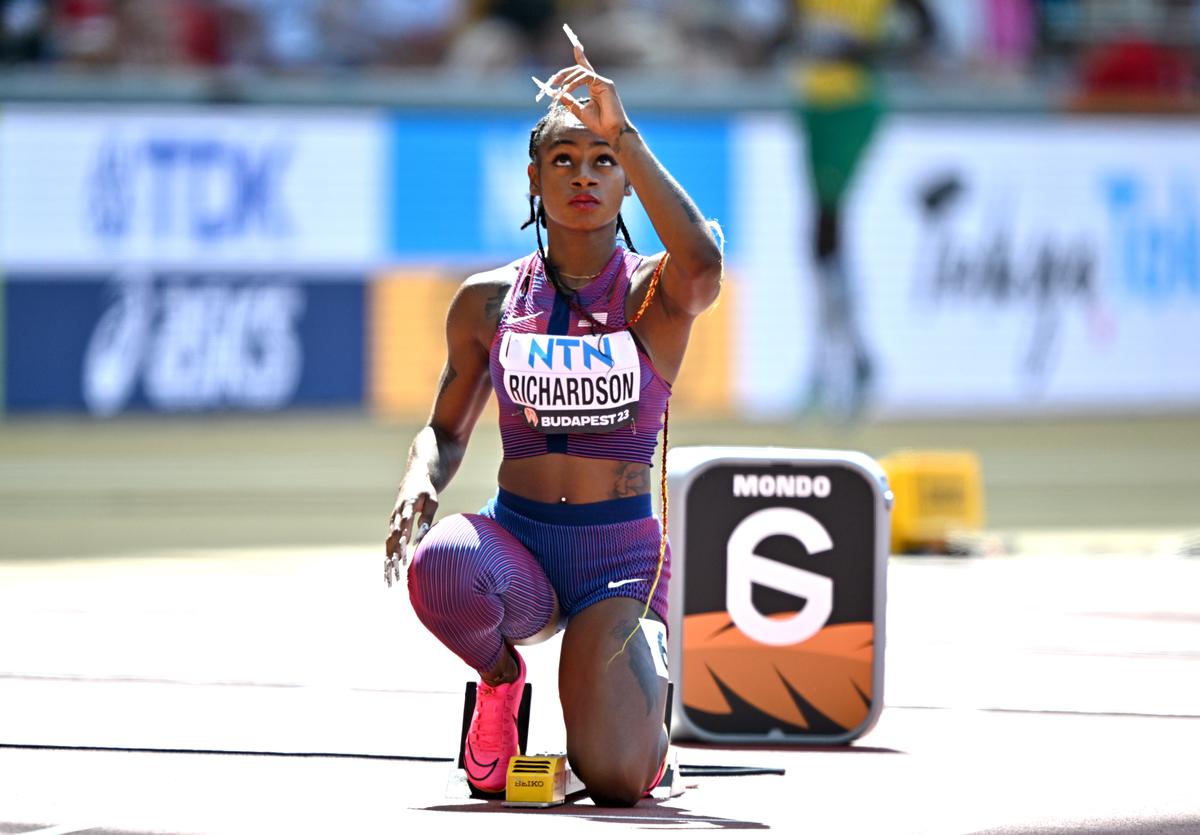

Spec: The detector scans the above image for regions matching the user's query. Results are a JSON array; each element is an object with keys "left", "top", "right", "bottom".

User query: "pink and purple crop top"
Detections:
[{"left": 488, "top": 248, "right": 671, "bottom": 466}]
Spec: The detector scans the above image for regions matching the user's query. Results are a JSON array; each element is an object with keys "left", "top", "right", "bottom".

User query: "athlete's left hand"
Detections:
[{"left": 543, "top": 36, "right": 636, "bottom": 151}]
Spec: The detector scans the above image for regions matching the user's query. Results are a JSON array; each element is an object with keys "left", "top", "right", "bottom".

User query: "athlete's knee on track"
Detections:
[
  {"left": 568, "top": 735, "right": 661, "bottom": 807},
  {"left": 574, "top": 759, "right": 648, "bottom": 808}
]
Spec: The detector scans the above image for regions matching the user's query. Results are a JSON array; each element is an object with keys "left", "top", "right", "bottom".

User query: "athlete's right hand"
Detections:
[{"left": 384, "top": 480, "right": 439, "bottom": 587}]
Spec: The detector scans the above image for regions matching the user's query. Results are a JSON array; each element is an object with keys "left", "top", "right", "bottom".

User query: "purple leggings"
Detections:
[{"left": 406, "top": 490, "right": 669, "bottom": 673}]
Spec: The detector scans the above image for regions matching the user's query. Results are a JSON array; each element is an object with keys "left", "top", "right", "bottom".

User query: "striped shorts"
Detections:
[{"left": 480, "top": 488, "right": 670, "bottom": 625}]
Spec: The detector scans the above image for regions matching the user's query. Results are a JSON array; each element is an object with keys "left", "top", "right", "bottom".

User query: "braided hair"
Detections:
[{"left": 520, "top": 101, "right": 637, "bottom": 331}]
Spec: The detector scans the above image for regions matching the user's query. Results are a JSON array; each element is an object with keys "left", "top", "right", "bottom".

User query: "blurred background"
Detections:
[{"left": 2, "top": 0, "right": 1199, "bottom": 560}]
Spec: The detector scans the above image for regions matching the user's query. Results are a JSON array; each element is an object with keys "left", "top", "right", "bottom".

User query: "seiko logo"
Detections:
[
  {"left": 732, "top": 473, "right": 832, "bottom": 499},
  {"left": 513, "top": 778, "right": 545, "bottom": 788}
]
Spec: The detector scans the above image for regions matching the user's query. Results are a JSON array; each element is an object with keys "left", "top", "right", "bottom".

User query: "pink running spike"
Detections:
[{"left": 463, "top": 649, "right": 527, "bottom": 793}]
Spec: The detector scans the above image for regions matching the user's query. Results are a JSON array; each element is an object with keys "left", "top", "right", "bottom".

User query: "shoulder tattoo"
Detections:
[{"left": 483, "top": 285, "right": 506, "bottom": 326}]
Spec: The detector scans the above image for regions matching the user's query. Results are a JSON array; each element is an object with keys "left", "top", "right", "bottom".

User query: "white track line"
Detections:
[
  {"left": 575, "top": 814, "right": 733, "bottom": 824},
  {"left": 25, "top": 825, "right": 96, "bottom": 835}
]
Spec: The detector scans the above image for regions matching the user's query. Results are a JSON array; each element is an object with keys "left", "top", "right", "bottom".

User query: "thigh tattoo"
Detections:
[{"left": 610, "top": 618, "right": 660, "bottom": 716}]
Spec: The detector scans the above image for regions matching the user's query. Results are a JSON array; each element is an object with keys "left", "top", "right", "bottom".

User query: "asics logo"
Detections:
[{"left": 607, "top": 578, "right": 646, "bottom": 589}]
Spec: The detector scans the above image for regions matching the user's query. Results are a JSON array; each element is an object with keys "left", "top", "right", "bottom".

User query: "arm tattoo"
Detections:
[
  {"left": 668, "top": 173, "right": 704, "bottom": 225},
  {"left": 435, "top": 364, "right": 458, "bottom": 398},
  {"left": 610, "top": 619, "right": 659, "bottom": 716},
  {"left": 483, "top": 286, "right": 506, "bottom": 327},
  {"left": 612, "top": 123, "right": 639, "bottom": 155},
  {"left": 611, "top": 462, "right": 650, "bottom": 498}
]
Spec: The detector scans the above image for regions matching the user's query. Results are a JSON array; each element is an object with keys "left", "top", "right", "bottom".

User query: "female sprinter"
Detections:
[{"left": 384, "top": 34, "right": 723, "bottom": 807}]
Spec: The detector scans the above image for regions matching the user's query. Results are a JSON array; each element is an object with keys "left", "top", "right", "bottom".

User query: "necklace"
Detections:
[
  {"left": 546, "top": 257, "right": 606, "bottom": 283},
  {"left": 553, "top": 268, "right": 604, "bottom": 292},
  {"left": 556, "top": 268, "right": 603, "bottom": 284}
]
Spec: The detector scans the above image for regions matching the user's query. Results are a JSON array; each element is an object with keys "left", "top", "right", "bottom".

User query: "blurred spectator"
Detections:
[
  {"left": 444, "top": 0, "right": 559, "bottom": 72},
  {"left": 786, "top": 0, "right": 938, "bottom": 421},
  {"left": 52, "top": 0, "right": 120, "bottom": 65},
  {"left": 323, "top": 0, "right": 465, "bottom": 69},
  {"left": 217, "top": 0, "right": 325, "bottom": 70},
  {"left": 0, "top": 0, "right": 1194, "bottom": 97},
  {"left": 985, "top": 0, "right": 1036, "bottom": 73},
  {"left": 675, "top": 0, "right": 790, "bottom": 73},
  {"left": 1081, "top": 38, "right": 1192, "bottom": 94},
  {"left": 555, "top": 0, "right": 685, "bottom": 71},
  {"left": 1051, "top": 0, "right": 1200, "bottom": 110},
  {"left": 926, "top": 0, "right": 1034, "bottom": 77},
  {"left": 118, "top": 1, "right": 226, "bottom": 68},
  {"left": 1072, "top": 37, "right": 1195, "bottom": 111},
  {"left": 1, "top": 0, "right": 52, "bottom": 62},
  {"left": 173, "top": 0, "right": 225, "bottom": 66}
]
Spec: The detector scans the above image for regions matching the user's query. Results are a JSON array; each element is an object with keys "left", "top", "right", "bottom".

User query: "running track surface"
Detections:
[
  {"left": 1, "top": 415, "right": 1197, "bottom": 833},
  {"left": 1, "top": 545, "right": 1196, "bottom": 834}
]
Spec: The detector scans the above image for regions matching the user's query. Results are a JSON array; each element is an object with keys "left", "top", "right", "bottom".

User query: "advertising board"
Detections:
[
  {"left": 0, "top": 108, "right": 385, "bottom": 270},
  {"left": 4, "top": 272, "right": 364, "bottom": 415},
  {"left": 731, "top": 114, "right": 1200, "bottom": 417}
]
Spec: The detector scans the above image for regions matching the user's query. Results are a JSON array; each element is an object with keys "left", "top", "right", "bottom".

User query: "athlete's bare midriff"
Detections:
[{"left": 498, "top": 454, "right": 651, "bottom": 505}]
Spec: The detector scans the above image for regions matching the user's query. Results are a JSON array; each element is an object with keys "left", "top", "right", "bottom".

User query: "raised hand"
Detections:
[{"left": 539, "top": 26, "right": 637, "bottom": 151}]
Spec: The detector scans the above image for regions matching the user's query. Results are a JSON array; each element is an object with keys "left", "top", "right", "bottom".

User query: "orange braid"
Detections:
[
  {"left": 609, "top": 253, "right": 671, "bottom": 664},
  {"left": 640, "top": 402, "right": 669, "bottom": 619},
  {"left": 627, "top": 253, "right": 668, "bottom": 327}
]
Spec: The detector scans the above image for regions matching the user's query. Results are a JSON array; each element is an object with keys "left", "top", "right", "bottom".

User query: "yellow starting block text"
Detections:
[{"left": 504, "top": 755, "right": 576, "bottom": 808}]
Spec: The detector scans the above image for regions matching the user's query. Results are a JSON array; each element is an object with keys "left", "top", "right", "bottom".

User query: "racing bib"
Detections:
[{"left": 499, "top": 330, "right": 641, "bottom": 434}]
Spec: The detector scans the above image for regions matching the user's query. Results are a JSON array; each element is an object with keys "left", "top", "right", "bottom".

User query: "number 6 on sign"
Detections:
[{"left": 725, "top": 507, "right": 834, "bottom": 647}]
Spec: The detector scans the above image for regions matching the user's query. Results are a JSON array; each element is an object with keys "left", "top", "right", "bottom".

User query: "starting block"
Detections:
[
  {"left": 503, "top": 754, "right": 584, "bottom": 808},
  {"left": 879, "top": 449, "right": 984, "bottom": 554},
  {"left": 449, "top": 677, "right": 682, "bottom": 807},
  {"left": 501, "top": 681, "right": 682, "bottom": 807},
  {"left": 503, "top": 748, "right": 683, "bottom": 808}
]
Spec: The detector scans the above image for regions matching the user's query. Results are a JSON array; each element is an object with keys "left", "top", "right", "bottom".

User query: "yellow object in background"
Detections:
[
  {"left": 670, "top": 274, "right": 735, "bottom": 418},
  {"left": 796, "top": 0, "right": 892, "bottom": 40},
  {"left": 369, "top": 270, "right": 458, "bottom": 420},
  {"left": 880, "top": 450, "right": 985, "bottom": 554}
]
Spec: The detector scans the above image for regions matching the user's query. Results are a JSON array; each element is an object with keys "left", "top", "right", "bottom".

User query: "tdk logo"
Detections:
[{"left": 89, "top": 135, "right": 292, "bottom": 243}]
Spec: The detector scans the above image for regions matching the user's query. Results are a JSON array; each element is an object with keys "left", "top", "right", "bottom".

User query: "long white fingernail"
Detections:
[
  {"left": 531, "top": 75, "right": 555, "bottom": 102},
  {"left": 563, "top": 23, "right": 582, "bottom": 50}
]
